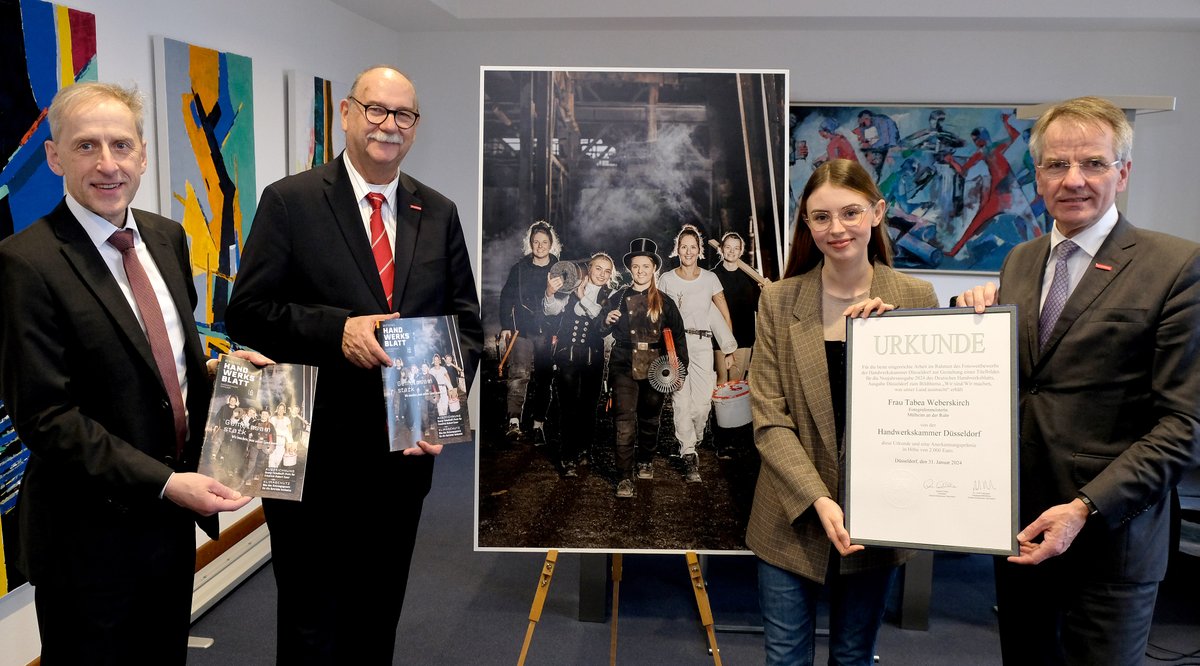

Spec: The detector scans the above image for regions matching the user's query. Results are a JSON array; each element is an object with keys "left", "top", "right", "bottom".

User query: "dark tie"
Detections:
[
  {"left": 366, "top": 192, "right": 395, "bottom": 309},
  {"left": 1038, "top": 239, "right": 1080, "bottom": 349},
  {"left": 108, "top": 229, "right": 187, "bottom": 457}
]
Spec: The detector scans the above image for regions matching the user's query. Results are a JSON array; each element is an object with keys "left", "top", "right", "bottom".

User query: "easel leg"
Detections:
[
  {"left": 610, "top": 553, "right": 623, "bottom": 666},
  {"left": 686, "top": 552, "right": 722, "bottom": 666},
  {"left": 517, "top": 550, "right": 558, "bottom": 666}
]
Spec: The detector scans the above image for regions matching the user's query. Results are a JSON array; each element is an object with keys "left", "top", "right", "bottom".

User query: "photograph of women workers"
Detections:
[{"left": 747, "top": 159, "right": 938, "bottom": 665}]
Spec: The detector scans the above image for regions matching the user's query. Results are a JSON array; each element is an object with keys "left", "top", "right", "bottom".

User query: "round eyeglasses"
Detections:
[
  {"left": 804, "top": 205, "right": 869, "bottom": 230},
  {"left": 1036, "top": 159, "right": 1122, "bottom": 180},
  {"left": 347, "top": 96, "right": 420, "bottom": 130}
]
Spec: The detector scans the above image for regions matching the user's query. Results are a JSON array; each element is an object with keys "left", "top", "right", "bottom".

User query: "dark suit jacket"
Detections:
[
  {"left": 999, "top": 215, "right": 1200, "bottom": 583},
  {"left": 747, "top": 263, "right": 938, "bottom": 583},
  {"left": 225, "top": 155, "right": 482, "bottom": 501},
  {"left": 0, "top": 201, "right": 215, "bottom": 587}
]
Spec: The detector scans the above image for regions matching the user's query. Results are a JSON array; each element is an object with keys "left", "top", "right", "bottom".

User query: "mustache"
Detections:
[{"left": 367, "top": 130, "right": 405, "bottom": 145}]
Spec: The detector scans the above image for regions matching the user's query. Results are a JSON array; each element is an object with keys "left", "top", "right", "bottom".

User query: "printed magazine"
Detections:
[
  {"left": 378, "top": 316, "right": 473, "bottom": 450},
  {"left": 198, "top": 357, "right": 318, "bottom": 500}
]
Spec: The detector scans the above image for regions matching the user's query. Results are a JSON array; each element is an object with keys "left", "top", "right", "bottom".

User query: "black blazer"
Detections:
[
  {"left": 225, "top": 155, "right": 482, "bottom": 500},
  {"left": 0, "top": 201, "right": 215, "bottom": 586},
  {"left": 1000, "top": 215, "right": 1200, "bottom": 583}
]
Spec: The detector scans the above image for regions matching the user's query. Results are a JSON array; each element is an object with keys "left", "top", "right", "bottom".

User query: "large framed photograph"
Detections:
[
  {"left": 476, "top": 67, "right": 787, "bottom": 552},
  {"left": 789, "top": 104, "right": 1049, "bottom": 273},
  {"left": 844, "top": 307, "right": 1018, "bottom": 555}
]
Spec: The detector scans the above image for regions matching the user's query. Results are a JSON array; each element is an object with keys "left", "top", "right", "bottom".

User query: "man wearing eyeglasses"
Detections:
[
  {"left": 227, "top": 66, "right": 482, "bottom": 664},
  {"left": 958, "top": 96, "right": 1200, "bottom": 666}
]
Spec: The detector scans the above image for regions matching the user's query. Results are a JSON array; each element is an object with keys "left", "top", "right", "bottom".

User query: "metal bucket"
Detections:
[{"left": 711, "top": 380, "right": 752, "bottom": 428}]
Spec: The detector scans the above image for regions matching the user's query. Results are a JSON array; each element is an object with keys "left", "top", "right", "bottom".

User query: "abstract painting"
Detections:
[
  {"left": 789, "top": 104, "right": 1048, "bottom": 272},
  {"left": 0, "top": 0, "right": 96, "bottom": 241},
  {"left": 286, "top": 71, "right": 349, "bottom": 175},
  {"left": 153, "top": 36, "right": 256, "bottom": 355},
  {"left": 477, "top": 68, "right": 788, "bottom": 553}
]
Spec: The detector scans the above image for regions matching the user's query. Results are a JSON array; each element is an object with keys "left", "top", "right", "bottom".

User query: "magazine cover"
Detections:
[
  {"left": 378, "top": 316, "right": 473, "bottom": 451},
  {"left": 198, "top": 357, "right": 318, "bottom": 500}
]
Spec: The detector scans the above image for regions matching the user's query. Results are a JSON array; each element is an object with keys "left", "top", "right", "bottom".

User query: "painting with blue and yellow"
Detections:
[
  {"left": 158, "top": 37, "right": 256, "bottom": 355},
  {"left": 789, "top": 104, "right": 1049, "bottom": 272},
  {"left": 0, "top": 0, "right": 96, "bottom": 601},
  {"left": 0, "top": 0, "right": 96, "bottom": 241}
]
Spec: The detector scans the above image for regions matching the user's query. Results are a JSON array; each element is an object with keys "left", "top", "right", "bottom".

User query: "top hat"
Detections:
[{"left": 623, "top": 238, "right": 661, "bottom": 270}]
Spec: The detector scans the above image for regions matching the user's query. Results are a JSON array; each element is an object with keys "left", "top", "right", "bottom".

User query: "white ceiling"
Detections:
[{"left": 328, "top": 0, "right": 1200, "bottom": 32}]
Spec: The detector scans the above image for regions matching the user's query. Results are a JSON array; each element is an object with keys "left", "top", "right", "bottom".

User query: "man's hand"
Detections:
[
  {"left": 1008, "top": 498, "right": 1090, "bottom": 565},
  {"left": 402, "top": 440, "right": 444, "bottom": 456},
  {"left": 956, "top": 282, "right": 998, "bottom": 314},
  {"left": 343, "top": 313, "right": 399, "bottom": 368},
  {"left": 813, "top": 496, "right": 865, "bottom": 557},
  {"left": 164, "top": 472, "right": 252, "bottom": 516}
]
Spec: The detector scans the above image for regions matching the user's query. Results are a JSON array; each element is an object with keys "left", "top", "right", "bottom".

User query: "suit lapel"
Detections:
[
  {"left": 1008, "top": 237, "right": 1051, "bottom": 372},
  {"left": 392, "top": 172, "right": 424, "bottom": 311},
  {"left": 49, "top": 203, "right": 159, "bottom": 378},
  {"left": 324, "top": 156, "right": 391, "bottom": 312},
  {"left": 790, "top": 269, "right": 837, "bottom": 454},
  {"left": 1036, "top": 217, "right": 1136, "bottom": 368}
]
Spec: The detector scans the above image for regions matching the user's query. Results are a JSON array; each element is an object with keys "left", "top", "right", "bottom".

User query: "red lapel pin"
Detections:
[
  {"left": 409, "top": 204, "right": 423, "bottom": 211},
  {"left": 1094, "top": 262, "right": 1113, "bottom": 271}
]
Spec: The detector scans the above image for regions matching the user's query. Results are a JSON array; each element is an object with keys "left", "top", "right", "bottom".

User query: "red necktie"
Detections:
[
  {"left": 107, "top": 229, "right": 187, "bottom": 458},
  {"left": 366, "top": 192, "right": 395, "bottom": 309}
]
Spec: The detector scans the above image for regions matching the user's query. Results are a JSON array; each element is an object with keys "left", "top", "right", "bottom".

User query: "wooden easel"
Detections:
[{"left": 517, "top": 550, "right": 722, "bottom": 665}]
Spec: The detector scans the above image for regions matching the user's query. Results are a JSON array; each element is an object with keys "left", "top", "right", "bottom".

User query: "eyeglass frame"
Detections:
[
  {"left": 1035, "top": 159, "right": 1123, "bottom": 180},
  {"left": 347, "top": 96, "right": 421, "bottom": 130},
  {"left": 803, "top": 204, "right": 874, "bottom": 230}
]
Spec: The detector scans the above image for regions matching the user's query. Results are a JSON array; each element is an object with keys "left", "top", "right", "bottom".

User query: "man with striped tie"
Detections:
[{"left": 228, "top": 65, "right": 482, "bottom": 664}]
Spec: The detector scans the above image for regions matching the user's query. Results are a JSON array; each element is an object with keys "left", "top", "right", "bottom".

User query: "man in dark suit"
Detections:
[
  {"left": 960, "top": 96, "right": 1200, "bottom": 665},
  {"left": 0, "top": 83, "right": 255, "bottom": 663},
  {"left": 226, "top": 66, "right": 482, "bottom": 664}
]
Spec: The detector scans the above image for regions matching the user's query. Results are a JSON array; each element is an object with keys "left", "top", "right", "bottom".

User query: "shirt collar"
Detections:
[
  {"left": 343, "top": 154, "right": 399, "bottom": 208},
  {"left": 1049, "top": 204, "right": 1119, "bottom": 259},
  {"left": 65, "top": 193, "right": 141, "bottom": 250}
]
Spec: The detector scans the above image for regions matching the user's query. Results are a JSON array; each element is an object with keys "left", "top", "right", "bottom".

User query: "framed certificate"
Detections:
[{"left": 844, "top": 306, "right": 1018, "bottom": 555}]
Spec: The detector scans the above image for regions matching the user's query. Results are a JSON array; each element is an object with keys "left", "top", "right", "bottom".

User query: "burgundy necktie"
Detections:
[
  {"left": 366, "top": 192, "right": 395, "bottom": 309},
  {"left": 108, "top": 229, "right": 187, "bottom": 457},
  {"left": 1038, "top": 239, "right": 1080, "bottom": 349}
]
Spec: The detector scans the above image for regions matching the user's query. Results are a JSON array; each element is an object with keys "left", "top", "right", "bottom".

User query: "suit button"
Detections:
[
  {"left": 1029, "top": 385, "right": 1039, "bottom": 395},
  {"left": 161, "top": 399, "right": 170, "bottom": 409}
]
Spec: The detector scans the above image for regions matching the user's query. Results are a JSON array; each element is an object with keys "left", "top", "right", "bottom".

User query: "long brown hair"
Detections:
[{"left": 783, "top": 159, "right": 893, "bottom": 278}]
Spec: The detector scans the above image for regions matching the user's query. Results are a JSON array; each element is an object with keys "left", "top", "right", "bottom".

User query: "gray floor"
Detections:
[{"left": 188, "top": 443, "right": 1200, "bottom": 665}]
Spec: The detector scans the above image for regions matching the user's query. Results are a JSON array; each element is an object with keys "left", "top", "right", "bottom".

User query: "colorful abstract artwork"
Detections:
[
  {"left": 0, "top": 0, "right": 96, "bottom": 242},
  {"left": 286, "top": 71, "right": 349, "bottom": 175},
  {"left": 789, "top": 104, "right": 1048, "bottom": 272},
  {"left": 153, "top": 36, "right": 256, "bottom": 354},
  {"left": 0, "top": 402, "right": 29, "bottom": 599}
]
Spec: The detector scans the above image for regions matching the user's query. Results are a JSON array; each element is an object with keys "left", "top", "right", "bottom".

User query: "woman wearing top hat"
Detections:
[{"left": 601, "top": 238, "right": 688, "bottom": 499}]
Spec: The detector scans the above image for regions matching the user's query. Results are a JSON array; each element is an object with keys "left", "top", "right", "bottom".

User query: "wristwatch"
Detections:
[{"left": 1077, "top": 494, "right": 1099, "bottom": 517}]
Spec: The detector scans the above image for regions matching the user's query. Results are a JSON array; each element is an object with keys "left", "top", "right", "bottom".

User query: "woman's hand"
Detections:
[
  {"left": 813, "top": 497, "right": 865, "bottom": 556},
  {"left": 843, "top": 297, "right": 894, "bottom": 319}
]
